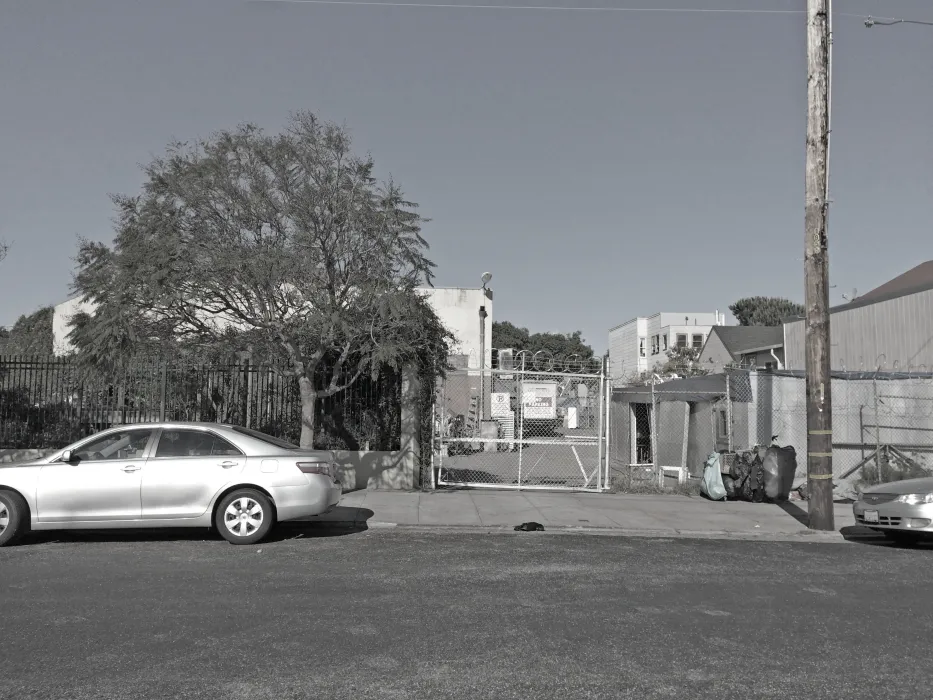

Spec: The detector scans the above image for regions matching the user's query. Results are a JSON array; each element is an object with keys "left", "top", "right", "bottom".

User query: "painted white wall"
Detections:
[
  {"left": 659, "top": 312, "right": 720, "bottom": 328},
  {"left": 52, "top": 297, "right": 97, "bottom": 356},
  {"left": 608, "top": 322, "right": 632, "bottom": 382},
  {"left": 52, "top": 288, "right": 493, "bottom": 366},
  {"left": 609, "top": 311, "right": 723, "bottom": 384},
  {"left": 666, "top": 325, "right": 714, "bottom": 350},
  {"left": 416, "top": 287, "right": 493, "bottom": 369},
  {"left": 609, "top": 318, "right": 642, "bottom": 382}
]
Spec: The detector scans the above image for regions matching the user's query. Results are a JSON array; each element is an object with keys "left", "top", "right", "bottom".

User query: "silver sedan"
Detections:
[
  {"left": 853, "top": 476, "right": 933, "bottom": 544},
  {"left": 0, "top": 423, "right": 341, "bottom": 546}
]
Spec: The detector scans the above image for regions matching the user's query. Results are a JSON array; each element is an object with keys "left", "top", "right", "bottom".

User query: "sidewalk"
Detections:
[{"left": 306, "top": 489, "right": 863, "bottom": 542}]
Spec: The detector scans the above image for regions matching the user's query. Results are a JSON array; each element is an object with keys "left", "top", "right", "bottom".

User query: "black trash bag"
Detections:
[
  {"left": 729, "top": 457, "right": 743, "bottom": 480},
  {"left": 722, "top": 475, "right": 737, "bottom": 501},
  {"left": 761, "top": 445, "right": 797, "bottom": 502},
  {"left": 751, "top": 454, "right": 765, "bottom": 503},
  {"left": 738, "top": 452, "right": 765, "bottom": 502}
]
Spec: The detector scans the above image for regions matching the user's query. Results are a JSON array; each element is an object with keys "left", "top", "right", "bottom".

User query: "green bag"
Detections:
[{"left": 700, "top": 452, "right": 727, "bottom": 501}]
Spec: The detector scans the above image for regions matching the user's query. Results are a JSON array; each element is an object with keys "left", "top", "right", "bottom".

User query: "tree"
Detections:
[
  {"left": 654, "top": 346, "right": 708, "bottom": 378},
  {"left": 729, "top": 297, "right": 804, "bottom": 326},
  {"left": 492, "top": 321, "right": 594, "bottom": 359},
  {"left": 0, "top": 306, "right": 54, "bottom": 355},
  {"left": 70, "top": 112, "right": 451, "bottom": 447},
  {"left": 0, "top": 240, "right": 8, "bottom": 264}
]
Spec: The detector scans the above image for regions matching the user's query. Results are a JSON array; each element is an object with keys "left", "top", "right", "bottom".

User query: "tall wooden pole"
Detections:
[{"left": 805, "top": 0, "right": 835, "bottom": 530}]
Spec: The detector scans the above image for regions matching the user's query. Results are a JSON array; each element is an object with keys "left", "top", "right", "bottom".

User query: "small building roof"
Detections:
[
  {"left": 708, "top": 326, "right": 783, "bottom": 358},
  {"left": 612, "top": 372, "right": 752, "bottom": 404}
]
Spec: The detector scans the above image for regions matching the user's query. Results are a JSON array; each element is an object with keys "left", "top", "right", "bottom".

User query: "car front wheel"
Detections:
[
  {"left": 215, "top": 490, "right": 274, "bottom": 545},
  {"left": 0, "top": 489, "right": 29, "bottom": 547}
]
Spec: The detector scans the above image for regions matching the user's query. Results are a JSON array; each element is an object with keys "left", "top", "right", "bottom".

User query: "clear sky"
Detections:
[{"left": 1, "top": 0, "right": 931, "bottom": 353}]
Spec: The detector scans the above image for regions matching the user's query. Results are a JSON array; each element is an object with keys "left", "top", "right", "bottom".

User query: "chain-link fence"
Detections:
[
  {"left": 434, "top": 363, "right": 608, "bottom": 490},
  {"left": 609, "top": 368, "right": 933, "bottom": 498},
  {"left": 752, "top": 370, "right": 933, "bottom": 499}
]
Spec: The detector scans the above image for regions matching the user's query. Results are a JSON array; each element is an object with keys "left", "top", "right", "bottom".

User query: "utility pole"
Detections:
[{"left": 805, "top": 0, "right": 834, "bottom": 531}]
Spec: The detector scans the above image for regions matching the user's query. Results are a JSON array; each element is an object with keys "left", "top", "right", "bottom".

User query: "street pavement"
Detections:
[{"left": 2, "top": 525, "right": 932, "bottom": 699}]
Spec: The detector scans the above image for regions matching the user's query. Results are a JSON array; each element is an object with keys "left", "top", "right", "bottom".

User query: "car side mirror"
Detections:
[{"left": 61, "top": 450, "right": 74, "bottom": 463}]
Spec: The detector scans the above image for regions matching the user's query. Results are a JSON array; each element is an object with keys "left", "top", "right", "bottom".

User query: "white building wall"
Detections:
[
  {"left": 609, "top": 320, "right": 636, "bottom": 382},
  {"left": 52, "top": 288, "right": 492, "bottom": 366},
  {"left": 416, "top": 287, "right": 493, "bottom": 369},
  {"left": 636, "top": 318, "right": 648, "bottom": 374},
  {"left": 609, "top": 311, "right": 724, "bottom": 385},
  {"left": 666, "top": 324, "right": 715, "bottom": 351},
  {"left": 52, "top": 297, "right": 98, "bottom": 356},
  {"left": 659, "top": 312, "right": 721, "bottom": 328}
]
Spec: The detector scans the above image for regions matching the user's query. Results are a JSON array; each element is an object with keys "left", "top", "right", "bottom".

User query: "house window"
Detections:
[
  {"left": 692, "top": 334, "right": 704, "bottom": 350},
  {"left": 651, "top": 335, "right": 660, "bottom": 355},
  {"left": 676, "top": 334, "right": 688, "bottom": 349},
  {"left": 662, "top": 334, "right": 668, "bottom": 351},
  {"left": 765, "top": 361, "right": 774, "bottom": 371},
  {"left": 639, "top": 337, "right": 646, "bottom": 358}
]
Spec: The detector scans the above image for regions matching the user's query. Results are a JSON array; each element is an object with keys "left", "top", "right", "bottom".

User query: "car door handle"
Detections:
[
  {"left": 219, "top": 461, "right": 238, "bottom": 469},
  {"left": 122, "top": 465, "right": 141, "bottom": 473}
]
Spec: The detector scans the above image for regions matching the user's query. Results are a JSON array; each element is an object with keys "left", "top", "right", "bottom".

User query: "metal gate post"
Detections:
[
  {"left": 428, "top": 398, "right": 436, "bottom": 490},
  {"left": 159, "top": 362, "right": 167, "bottom": 423},
  {"left": 517, "top": 355, "right": 525, "bottom": 490},
  {"left": 873, "top": 377, "right": 882, "bottom": 484},
  {"left": 726, "top": 373, "right": 733, "bottom": 453},
  {"left": 596, "top": 373, "right": 605, "bottom": 491},
  {"left": 651, "top": 381, "right": 661, "bottom": 487},
  {"left": 437, "top": 377, "right": 445, "bottom": 482},
  {"left": 604, "top": 368, "right": 611, "bottom": 490}
]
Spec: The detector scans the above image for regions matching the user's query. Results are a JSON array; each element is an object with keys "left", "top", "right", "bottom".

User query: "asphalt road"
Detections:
[{"left": 2, "top": 526, "right": 932, "bottom": 700}]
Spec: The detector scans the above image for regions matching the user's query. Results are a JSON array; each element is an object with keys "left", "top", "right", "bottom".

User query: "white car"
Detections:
[
  {"left": 853, "top": 476, "right": 933, "bottom": 544},
  {"left": 0, "top": 423, "right": 341, "bottom": 547}
]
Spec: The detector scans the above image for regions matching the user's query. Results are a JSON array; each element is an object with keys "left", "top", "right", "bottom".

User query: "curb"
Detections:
[{"left": 290, "top": 520, "right": 871, "bottom": 543}]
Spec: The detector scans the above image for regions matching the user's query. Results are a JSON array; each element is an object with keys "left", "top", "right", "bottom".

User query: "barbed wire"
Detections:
[{"left": 496, "top": 349, "right": 604, "bottom": 374}]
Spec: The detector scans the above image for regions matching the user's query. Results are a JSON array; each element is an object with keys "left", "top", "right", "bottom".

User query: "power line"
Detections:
[{"left": 248, "top": 0, "right": 902, "bottom": 22}]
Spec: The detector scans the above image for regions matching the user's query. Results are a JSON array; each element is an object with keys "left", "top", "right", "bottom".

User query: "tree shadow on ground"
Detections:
[{"left": 17, "top": 506, "right": 374, "bottom": 546}]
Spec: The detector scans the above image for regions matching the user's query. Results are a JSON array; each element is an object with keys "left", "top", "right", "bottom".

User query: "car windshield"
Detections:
[{"left": 231, "top": 426, "right": 301, "bottom": 451}]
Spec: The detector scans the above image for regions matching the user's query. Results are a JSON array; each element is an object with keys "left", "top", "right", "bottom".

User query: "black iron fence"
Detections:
[{"left": 0, "top": 356, "right": 402, "bottom": 451}]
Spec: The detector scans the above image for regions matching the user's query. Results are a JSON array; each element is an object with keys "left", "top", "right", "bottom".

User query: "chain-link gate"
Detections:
[{"left": 434, "top": 356, "right": 609, "bottom": 491}]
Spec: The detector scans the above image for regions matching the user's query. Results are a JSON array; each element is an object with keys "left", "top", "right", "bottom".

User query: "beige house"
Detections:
[{"left": 698, "top": 326, "right": 784, "bottom": 373}]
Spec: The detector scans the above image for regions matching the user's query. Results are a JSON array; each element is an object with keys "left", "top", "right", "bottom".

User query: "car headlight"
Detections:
[{"left": 895, "top": 493, "right": 933, "bottom": 505}]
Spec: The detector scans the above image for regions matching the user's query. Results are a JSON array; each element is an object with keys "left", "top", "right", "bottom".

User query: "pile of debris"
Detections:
[{"left": 701, "top": 445, "right": 798, "bottom": 503}]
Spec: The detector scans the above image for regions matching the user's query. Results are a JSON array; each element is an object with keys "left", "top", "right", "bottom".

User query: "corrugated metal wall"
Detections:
[{"left": 784, "top": 288, "right": 933, "bottom": 371}]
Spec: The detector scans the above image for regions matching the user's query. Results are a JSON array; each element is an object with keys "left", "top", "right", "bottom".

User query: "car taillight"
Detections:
[{"left": 297, "top": 462, "right": 332, "bottom": 477}]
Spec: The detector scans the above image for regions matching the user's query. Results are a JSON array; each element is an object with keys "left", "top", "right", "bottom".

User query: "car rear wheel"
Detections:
[
  {"left": 215, "top": 489, "right": 274, "bottom": 545},
  {"left": 0, "top": 489, "right": 29, "bottom": 547},
  {"left": 883, "top": 530, "right": 923, "bottom": 546}
]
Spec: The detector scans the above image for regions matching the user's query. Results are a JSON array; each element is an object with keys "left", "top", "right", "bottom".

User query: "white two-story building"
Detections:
[
  {"left": 52, "top": 287, "right": 494, "bottom": 369},
  {"left": 608, "top": 311, "right": 726, "bottom": 384}
]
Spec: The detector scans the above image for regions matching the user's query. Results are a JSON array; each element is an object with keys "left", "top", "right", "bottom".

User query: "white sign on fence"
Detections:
[
  {"left": 491, "top": 392, "right": 512, "bottom": 418},
  {"left": 522, "top": 381, "right": 557, "bottom": 420}
]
